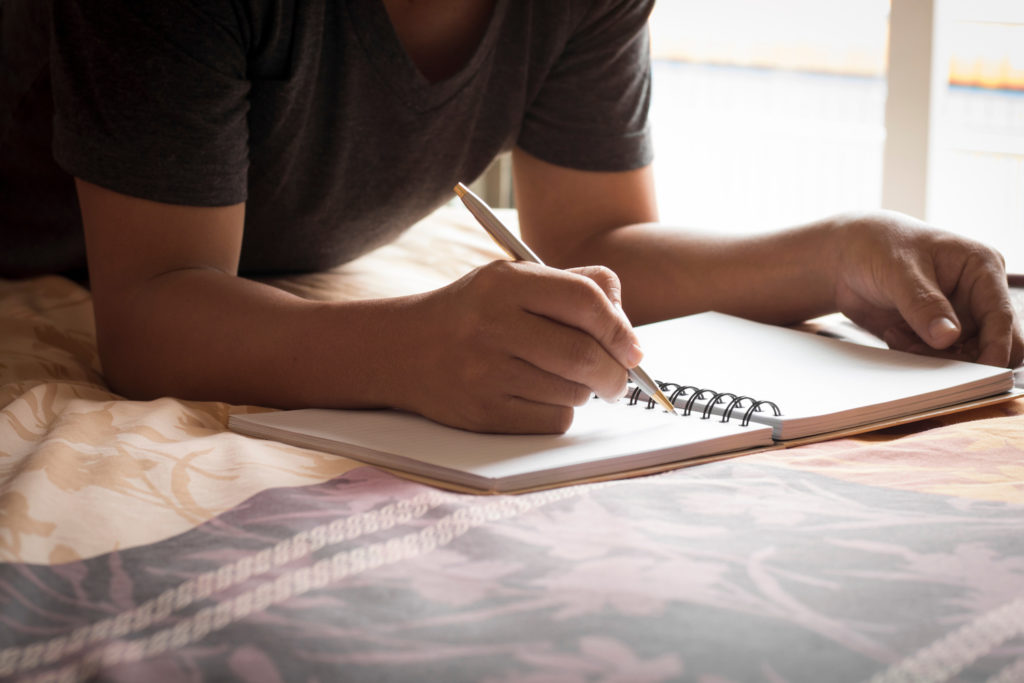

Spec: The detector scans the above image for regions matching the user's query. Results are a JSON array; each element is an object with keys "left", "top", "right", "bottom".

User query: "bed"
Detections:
[{"left": 2, "top": 208, "right": 1023, "bottom": 683}]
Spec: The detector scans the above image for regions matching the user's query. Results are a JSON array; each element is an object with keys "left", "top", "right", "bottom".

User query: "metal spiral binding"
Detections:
[{"left": 625, "top": 381, "right": 782, "bottom": 427}]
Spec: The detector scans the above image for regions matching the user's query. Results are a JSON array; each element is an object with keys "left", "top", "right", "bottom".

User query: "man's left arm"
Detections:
[{"left": 512, "top": 147, "right": 1024, "bottom": 368}]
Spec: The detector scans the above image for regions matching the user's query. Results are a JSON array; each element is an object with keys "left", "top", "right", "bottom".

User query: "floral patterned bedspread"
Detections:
[{"left": 2, "top": 209, "right": 1023, "bottom": 683}]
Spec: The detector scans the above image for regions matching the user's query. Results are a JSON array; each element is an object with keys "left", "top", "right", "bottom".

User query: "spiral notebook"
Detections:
[
  {"left": 229, "top": 312, "right": 1016, "bottom": 493},
  {"left": 634, "top": 312, "right": 1015, "bottom": 441}
]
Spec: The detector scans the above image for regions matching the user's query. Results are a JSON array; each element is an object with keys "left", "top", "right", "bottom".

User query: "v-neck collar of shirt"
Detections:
[{"left": 346, "top": 0, "right": 510, "bottom": 113}]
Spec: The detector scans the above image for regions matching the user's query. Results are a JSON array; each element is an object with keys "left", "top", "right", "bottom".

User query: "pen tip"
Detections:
[
  {"left": 453, "top": 183, "right": 467, "bottom": 198},
  {"left": 655, "top": 392, "right": 678, "bottom": 415}
]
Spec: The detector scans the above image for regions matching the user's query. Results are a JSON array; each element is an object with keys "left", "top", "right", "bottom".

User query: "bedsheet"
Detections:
[{"left": 2, "top": 208, "right": 1024, "bottom": 683}]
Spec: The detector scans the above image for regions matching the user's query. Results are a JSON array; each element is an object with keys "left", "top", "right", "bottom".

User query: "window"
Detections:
[
  {"left": 649, "top": 0, "right": 1024, "bottom": 271},
  {"left": 648, "top": 1, "right": 889, "bottom": 232},
  {"left": 928, "top": 1, "right": 1024, "bottom": 271}
]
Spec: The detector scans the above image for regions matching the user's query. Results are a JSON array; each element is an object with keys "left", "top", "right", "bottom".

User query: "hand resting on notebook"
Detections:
[{"left": 832, "top": 210, "right": 1022, "bottom": 368}]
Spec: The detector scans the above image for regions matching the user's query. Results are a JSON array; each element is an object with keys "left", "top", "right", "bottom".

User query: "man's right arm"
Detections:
[{"left": 77, "top": 179, "right": 642, "bottom": 433}]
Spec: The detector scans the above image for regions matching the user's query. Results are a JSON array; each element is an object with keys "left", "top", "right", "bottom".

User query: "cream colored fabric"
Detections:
[{"left": 0, "top": 208, "right": 508, "bottom": 564}]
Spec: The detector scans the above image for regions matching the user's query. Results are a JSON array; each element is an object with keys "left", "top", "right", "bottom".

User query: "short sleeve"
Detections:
[
  {"left": 516, "top": 0, "right": 655, "bottom": 173},
  {"left": 50, "top": 0, "right": 253, "bottom": 206}
]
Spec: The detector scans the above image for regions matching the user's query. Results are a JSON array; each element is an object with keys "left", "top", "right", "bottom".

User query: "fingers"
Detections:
[
  {"left": 928, "top": 241, "right": 1020, "bottom": 367},
  {"left": 414, "top": 363, "right": 581, "bottom": 434},
  {"left": 509, "top": 307, "right": 630, "bottom": 401},
  {"left": 969, "top": 291, "right": 1020, "bottom": 368},
  {"left": 1011, "top": 328, "right": 1024, "bottom": 368},
  {"left": 569, "top": 264, "right": 625, "bottom": 310},
  {"left": 412, "top": 260, "right": 641, "bottom": 433},
  {"left": 455, "top": 395, "right": 577, "bottom": 435},
  {"left": 484, "top": 261, "right": 636, "bottom": 400},
  {"left": 887, "top": 265, "right": 1021, "bottom": 368},
  {"left": 839, "top": 214, "right": 1022, "bottom": 368},
  {"left": 883, "top": 257, "right": 963, "bottom": 351},
  {"left": 520, "top": 264, "right": 644, "bottom": 371},
  {"left": 500, "top": 357, "right": 599, "bottom": 407}
]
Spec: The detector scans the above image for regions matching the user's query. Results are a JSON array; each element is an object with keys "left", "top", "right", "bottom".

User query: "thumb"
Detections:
[{"left": 890, "top": 264, "right": 961, "bottom": 350}]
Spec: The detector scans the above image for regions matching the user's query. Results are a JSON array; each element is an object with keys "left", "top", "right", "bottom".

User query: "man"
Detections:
[{"left": 2, "top": 0, "right": 1020, "bottom": 433}]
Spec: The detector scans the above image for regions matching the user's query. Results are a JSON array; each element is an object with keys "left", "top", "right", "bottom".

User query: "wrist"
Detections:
[
  {"left": 283, "top": 294, "right": 423, "bottom": 412},
  {"left": 812, "top": 210, "right": 868, "bottom": 313}
]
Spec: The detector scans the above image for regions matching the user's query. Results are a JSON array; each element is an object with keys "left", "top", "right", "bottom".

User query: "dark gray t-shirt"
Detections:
[{"left": 1, "top": 0, "right": 654, "bottom": 276}]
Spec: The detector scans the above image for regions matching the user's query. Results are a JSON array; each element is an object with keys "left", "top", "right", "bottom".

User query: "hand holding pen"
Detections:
[{"left": 454, "top": 182, "right": 677, "bottom": 416}]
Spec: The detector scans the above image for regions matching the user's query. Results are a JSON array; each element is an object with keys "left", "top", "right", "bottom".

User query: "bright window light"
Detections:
[{"left": 648, "top": 0, "right": 1024, "bottom": 272}]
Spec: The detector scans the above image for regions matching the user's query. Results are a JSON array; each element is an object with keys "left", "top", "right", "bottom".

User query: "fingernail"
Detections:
[
  {"left": 627, "top": 343, "right": 644, "bottom": 367},
  {"left": 929, "top": 316, "right": 959, "bottom": 343}
]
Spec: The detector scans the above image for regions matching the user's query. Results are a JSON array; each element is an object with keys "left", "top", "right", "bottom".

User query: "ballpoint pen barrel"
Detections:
[{"left": 629, "top": 367, "right": 676, "bottom": 413}]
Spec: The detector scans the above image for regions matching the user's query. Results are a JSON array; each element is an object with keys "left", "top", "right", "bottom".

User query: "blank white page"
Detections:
[{"left": 635, "top": 312, "right": 1014, "bottom": 439}]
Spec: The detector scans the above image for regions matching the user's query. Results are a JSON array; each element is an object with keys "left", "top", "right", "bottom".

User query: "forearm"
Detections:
[
  {"left": 541, "top": 215, "right": 847, "bottom": 326},
  {"left": 513, "top": 155, "right": 1021, "bottom": 367},
  {"left": 94, "top": 268, "right": 425, "bottom": 409},
  {"left": 511, "top": 150, "right": 846, "bottom": 326}
]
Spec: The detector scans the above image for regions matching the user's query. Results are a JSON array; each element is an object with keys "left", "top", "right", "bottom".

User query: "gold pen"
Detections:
[{"left": 453, "top": 182, "right": 678, "bottom": 415}]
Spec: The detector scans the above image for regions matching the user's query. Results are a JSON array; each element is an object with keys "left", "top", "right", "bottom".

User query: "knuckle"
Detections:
[
  {"left": 604, "top": 314, "right": 634, "bottom": 347},
  {"left": 585, "top": 264, "right": 619, "bottom": 290},
  {"left": 472, "top": 260, "right": 511, "bottom": 291},
  {"left": 458, "top": 356, "right": 492, "bottom": 387},
  {"left": 593, "top": 264, "right": 618, "bottom": 282},
  {"left": 568, "top": 273, "right": 607, "bottom": 305},
  {"left": 990, "top": 303, "right": 1016, "bottom": 326},
  {"left": 569, "top": 382, "right": 594, "bottom": 407},
  {"left": 1012, "top": 332, "right": 1024, "bottom": 367},
  {"left": 567, "top": 335, "right": 604, "bottom": 374},
  {"left": 490, "top": 400, "right": 575, "bottom": 435},
  {"left": 460, "top": 395, "right": 511, "bottom": 433},
  {"left": 959, "top": 247, "right": 1000, "bottom": 281},
  {"left": 573, "top": 278, "right": 624, "bottom": 333},
  {"left": 911, "top": 287, "right": 949, "bottom": 312},
  {"left": 476, "top": 258, "right": 528, "bottom": 290},
  {"left": 543, "top": 406, "right": 575, "bottom": 434}
]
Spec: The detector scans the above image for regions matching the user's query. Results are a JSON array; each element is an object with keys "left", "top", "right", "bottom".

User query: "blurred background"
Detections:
[{"left": 647, "top": 0, "right": 1024, "bottom": 272}]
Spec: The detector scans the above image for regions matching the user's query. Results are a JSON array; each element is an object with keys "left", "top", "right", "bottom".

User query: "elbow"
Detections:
[{"left": 95, "top": 326, "right": 163, "bottom": 401}]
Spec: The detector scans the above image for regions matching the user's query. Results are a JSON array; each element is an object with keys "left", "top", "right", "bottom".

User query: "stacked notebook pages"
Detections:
[{"left": 230, "top": 312, "right": 1017, "bottom": 493}]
